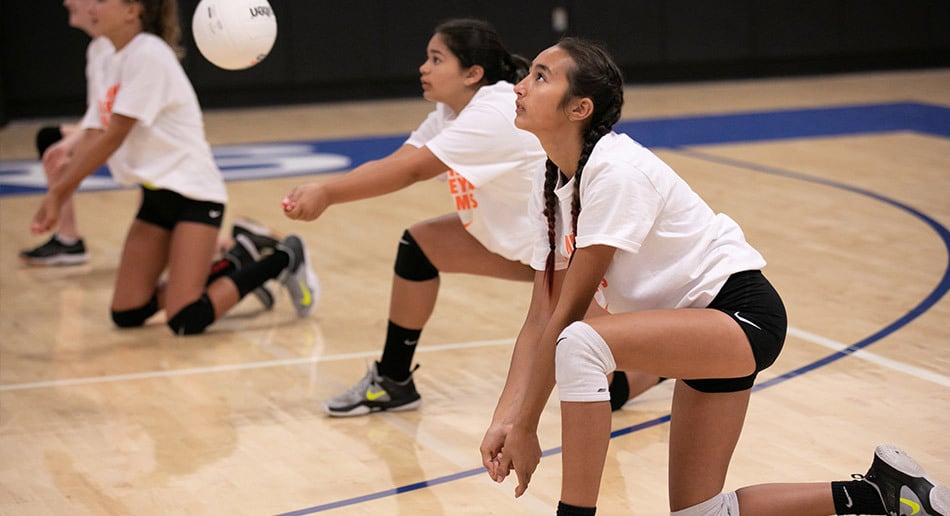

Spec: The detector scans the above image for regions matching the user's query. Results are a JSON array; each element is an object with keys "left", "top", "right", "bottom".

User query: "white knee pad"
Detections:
[
  {"left": 670, "top": 492, "right": 739, "bottom": 516},
  {"left": 555, "top": 321, "right": 616, "bottom": 402}
]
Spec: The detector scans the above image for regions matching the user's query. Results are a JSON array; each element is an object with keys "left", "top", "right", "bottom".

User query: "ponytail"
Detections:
[
  {"left": 132, "top": 0, "right": 184, "bottom": 59},
  {"left": 435, "top": 18, "right": 525, "bottom": 86}
]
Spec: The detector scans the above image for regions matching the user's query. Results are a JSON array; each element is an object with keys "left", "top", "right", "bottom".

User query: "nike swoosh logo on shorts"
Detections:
[{"left": 734, "top": 312, "right": 762, "bottom": 330}]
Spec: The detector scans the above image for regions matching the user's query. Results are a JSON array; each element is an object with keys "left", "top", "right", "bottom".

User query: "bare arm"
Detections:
[
  {"left": 480, "top": 268, "right": 559, "bottom": 483},
  {"left": 520, "top": 245, "right": 616, "bottom": 427},
  {"left": 282, "top": 144, "right": 449, "bottom": 221},
  {"left": 31, "top": 114, "right": 136, "bottom": 234},
  {"left": 42, "top": 124, "right": 88, "bottom": 180},
  {"left": 486, "top": 244, "right": 616, "bottom": 497}
]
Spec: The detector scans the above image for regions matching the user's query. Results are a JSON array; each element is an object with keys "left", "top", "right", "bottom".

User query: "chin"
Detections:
[{"left": 513, "top": 116, "right": 529, "bottom": 131}]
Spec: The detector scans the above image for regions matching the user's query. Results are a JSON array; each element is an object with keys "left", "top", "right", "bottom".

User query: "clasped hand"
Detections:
[{"left": 480, "top": 422, "right": 541, "bottom": 498}]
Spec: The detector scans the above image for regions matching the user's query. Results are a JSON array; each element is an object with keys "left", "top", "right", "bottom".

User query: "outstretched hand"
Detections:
[{"left": 282, "top": 182, "right": 330, "bottom": 221}]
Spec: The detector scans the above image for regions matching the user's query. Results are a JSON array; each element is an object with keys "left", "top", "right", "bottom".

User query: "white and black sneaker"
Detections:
[
  {"left": 324, "top": 362, "right": 421, "bottom": 417},
  {"left": 855, "top": 444, "right": 949, "bottom": 516},
  {"left": 232, "top": 217, "right": 280, "bottom": 255},
  {"left": 276, "top": 235, "right": 320, "bottom": 317},
  {"left": 19, "top": 235, "right": 89, "bottom": 266}
]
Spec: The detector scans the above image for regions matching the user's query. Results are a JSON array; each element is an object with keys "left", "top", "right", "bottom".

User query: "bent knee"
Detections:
[
  {"left": 111, "top": 295, "right": 158, "bottom": 328},
  {"left": 670, "top": 492, "right": 738, "bottom": 516},
  {"left": 555, "top": 321, "right": 616, "bottom": 403},
  {"left": 394, "top": 229, "right": 439, "bottom": 281}
]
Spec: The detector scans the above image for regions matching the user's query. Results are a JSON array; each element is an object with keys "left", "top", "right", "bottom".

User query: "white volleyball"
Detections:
[{"left": 192, "top": 0, "right": 277, "bottom": 70}]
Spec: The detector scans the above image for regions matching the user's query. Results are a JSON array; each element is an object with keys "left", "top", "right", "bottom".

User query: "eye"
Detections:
[{"left": 535, "top": 72, "right": 546, "bottom": 82}]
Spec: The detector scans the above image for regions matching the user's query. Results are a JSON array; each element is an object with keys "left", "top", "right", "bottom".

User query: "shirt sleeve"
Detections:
[
  {"left": 110, "top": 45, "right": 171, "bottom": 126},
  {"left": 423, "top": 102, "right": 523, "bottom": 188},
  {"left": 575, "top": 160, "right": 664, "bottom": 254},
  {"left": 405, "top": 106, "right": 445, "bottom": 148}
]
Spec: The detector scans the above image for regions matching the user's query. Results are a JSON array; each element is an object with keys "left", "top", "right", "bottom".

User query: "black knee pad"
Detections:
[
  {"left": 609, "top": 371, "right": 629, "bottom": 411},
  {"left": 112, "top": 295, "right": 159, "bottom": 328},
  {"left": 35, "top": 126, "right": 63, "bottom": 158},
  {"left": 166, "top": 294, "right": 215, "bottom": 336},
  {"left": 393, "top": 229, "right": 439, "bottom": 281}
]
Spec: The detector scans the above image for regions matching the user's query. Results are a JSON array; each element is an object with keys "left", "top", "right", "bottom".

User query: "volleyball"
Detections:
[{"left": 192, "top": 0, "right": 277, "bottom": 70}]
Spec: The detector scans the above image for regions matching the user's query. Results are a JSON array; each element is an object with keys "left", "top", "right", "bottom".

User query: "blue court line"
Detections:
[
  {"left": 287, "top": 102, "right": 950, "bottom": 170},
  {"left": 274, "top": 137, "right": 950, "bottom": 514},
  {"left": 616, "top": 102, "right": 950, "bottom": 148},
  {"left": 2, "top": 102, "right": 948, "bottom": 197}
]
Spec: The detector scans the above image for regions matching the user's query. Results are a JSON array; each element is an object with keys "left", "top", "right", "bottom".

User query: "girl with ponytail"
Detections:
[
  {"left": 480, "top": 38, "right": 944, "bottom": 516},
  {"left": 285, "top": 20, "right": 661, "bottom": 417},
  {"left": 31, "top": 0, "right": 317, "bottom": 336}
]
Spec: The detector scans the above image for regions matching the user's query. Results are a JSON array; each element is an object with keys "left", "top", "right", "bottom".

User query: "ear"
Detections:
[
  {"left": 125, "top": 0, "right": 143, "bottom": 22},
  {"left": 568, "top": 97, "right": 594, "bottom": 122},
  {"left": 463, "top": 65, "right": 485, "bottom": 87}
]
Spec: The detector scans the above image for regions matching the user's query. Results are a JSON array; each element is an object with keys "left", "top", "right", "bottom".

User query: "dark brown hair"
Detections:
[
  {"left": 127, "top": 0, "right": 184, "bottom": 59},
  {"left": 434, "top": 18, "right": 530, "bottom": 86},
  {"left": 542, "top": 37, "right": 624, "bottom": 294}
]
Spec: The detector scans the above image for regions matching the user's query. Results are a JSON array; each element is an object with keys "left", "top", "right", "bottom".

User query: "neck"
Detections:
[
  {"left": 446, "top": 87, "right": 478, "bottom": 116},
  {"left": 539, "top": 130, "right": 585, "bottom": 179},
  {"left": 109, "top": 26, "right": 143, "bottom": 51}
]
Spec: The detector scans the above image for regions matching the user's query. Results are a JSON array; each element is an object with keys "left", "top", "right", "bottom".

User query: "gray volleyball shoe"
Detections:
[
  {"left": 276, "top": 235, "right": 320, "bottom": 317},
  {"left": 855, "top": 444, "right": 949, "bottom": 516},
  {"left": 324, "top": 362, "right": 421, "bottom": 417}
]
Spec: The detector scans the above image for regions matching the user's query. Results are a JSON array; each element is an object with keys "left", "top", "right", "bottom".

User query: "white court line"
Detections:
[
  {"left": 787, "top": 326, "right": 950, "bottom": 387},
  {"left": 0, "top": 338, "right": 514, "bottom": 392},
  {"left": 3, "top": 326, "right": 948, "bottom": 392}
]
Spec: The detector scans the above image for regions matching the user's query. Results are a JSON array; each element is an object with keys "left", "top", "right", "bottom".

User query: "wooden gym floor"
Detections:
[{"left": 0, "top": 69, "right": 948, "bottom": 515}]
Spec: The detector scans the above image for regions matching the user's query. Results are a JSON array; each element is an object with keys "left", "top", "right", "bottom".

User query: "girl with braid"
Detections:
[
  {"left": 284, "top": 19, "right": 662, "bottom": 417},
  {"left": 31, "top": 0, "right": 318, "bottom": 335},
  {"left": 480, "top": 38, "right": 948, "bottom": 515}
]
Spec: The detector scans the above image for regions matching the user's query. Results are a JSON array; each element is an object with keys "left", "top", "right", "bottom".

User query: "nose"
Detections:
[
  {"left": 514, "top": 77, "right": 527, "bottom": 96},
  {"left": 419, "top": 60, "right": 429, "bottom": 75}
]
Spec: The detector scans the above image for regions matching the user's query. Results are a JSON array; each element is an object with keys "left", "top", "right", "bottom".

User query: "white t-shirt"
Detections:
[
  {"left": 530, "top": 132, "right": 766, "bottom": 312},
  {"left": 85, "top": 37, "right": 114, "bottom": 109},
  {"left": 81, "top": 33, "right": 226, "bottom": 204},
  {"left": 405, "top": 81, "right": 546, "bottom": 264}
]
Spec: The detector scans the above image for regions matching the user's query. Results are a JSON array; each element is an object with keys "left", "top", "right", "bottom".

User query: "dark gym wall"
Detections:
[{"left": 2, "top": 0, "right": 949, "bottom": 125}]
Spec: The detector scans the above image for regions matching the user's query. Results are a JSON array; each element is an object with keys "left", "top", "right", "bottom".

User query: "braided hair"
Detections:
[
  {"left": 542, "top": 37, "right": 624, "bottom": 295},
  {"left": 434, "top": 19, "right": 530, "bottom": 85}
]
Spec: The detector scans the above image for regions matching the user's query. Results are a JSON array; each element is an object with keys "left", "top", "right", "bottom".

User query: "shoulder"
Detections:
[
  {"left": 455, "top": 82, "right": 517, "bottom": 128},
  {"left": 126, "top": 33, "right": 178, "bottom": 63},
  {"left": 583, "top": 133, "right": 661, "bottom": 187},
  {"left": 588, "top": 132, "right": 644, "bottom": 168},
  {"left": 87, "top": 37, "right": 114, "bottom": 59},
  {"left": 468, "top": 81, "right": 516, "bottom": 109}
]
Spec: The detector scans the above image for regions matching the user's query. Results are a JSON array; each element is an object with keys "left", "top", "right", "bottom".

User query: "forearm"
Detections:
[
  {"left": 59, "top": 125, "right": 85, "bottom": 153},
  {"left": 491, "top": 320, "right": 546, "bottom": 426},
  {"left": 49, "top": 129, "right": 114, "bottom": 198},
  {"left": 511, "top": 247, "right": 616, "bottom": 430},
  {"left": 322, "top": 158, "right": 421, "bottom": 205},
  {"left": 513, "top": 313, "right": 573, "bottom": 430},
  {"left": 322, "top": 144, "right": 446, "bottom": 206}
]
